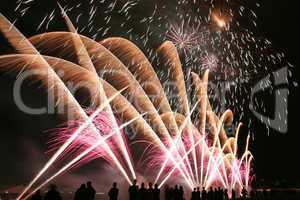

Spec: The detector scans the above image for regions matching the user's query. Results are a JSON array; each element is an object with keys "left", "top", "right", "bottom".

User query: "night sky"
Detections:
[{"left": 0, "top": 0, "right": 299, "bottom": 191}]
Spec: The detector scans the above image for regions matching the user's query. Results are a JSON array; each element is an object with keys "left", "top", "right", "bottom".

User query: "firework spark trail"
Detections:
[
  {"left": 229, "top": 123, "right": 245, "bottom": 189},
  {"left": 58, "top": 3, "right": 136, "bottom": 179},
  {"left": 205, "top": 155, "right": 227, "bottom": 189},
  {"left": 191, "top": 70, "right": 209, "bottom": 188},
  {"left": 152, "top": 100, "right": 200, "bottom": 188},
  {"left": 203, "top": 110, "right": 232, "bottom": 187},
  {"left": 229, "top": 159, "right": 243, "bottom": 189},
  {"left": 185, "top": 104, "right": 199, "bottom": 185},
  {"left": 244, "top": 135, "right": 250, "bottom": 188},
  {"left": 0, "top": 13, "right": 132, "bottom": 200},
  {"left": 1, "top": 0, "right": 262, "bottom": 192},
  {"left": 99, "top": 36, "right": 197, "bottom": 185},
  {"left": 16, "top": 89, "right": 126, "bottom": 200},
  {"left": 159, "top": 128, "right": 229, "bottom": 189},
  {"left": 158, "top": 140, "right": 202, "bottom": 188},
  {"left": 233, "top": 152, "right": 252, "bottom": 189},
  {"left": 159, "top": 134, "right": 208, "bottom": 188},
  {"left": 155, "top": 100, "right": 200, "bottom": 185},
  {"left": 205, "top": 137, "right": 241, "bottom": 189},
  {"left": 23, "top": 113, "right": 144, "bottom": 200},
  {"left": 232, "top": 137, "right": 253, "bottom": 189},
  {"left": 193, "top": 73, "right": 232, "bottom": 189}
]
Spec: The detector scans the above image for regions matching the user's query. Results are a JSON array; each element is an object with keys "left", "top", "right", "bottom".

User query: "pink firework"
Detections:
[{"left": 201, "top": 54, "right": 219, "bottom": 71}]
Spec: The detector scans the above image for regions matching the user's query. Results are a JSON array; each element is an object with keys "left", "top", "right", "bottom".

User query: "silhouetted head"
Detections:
[
  {"left": 175, "top": 185, "right": 178, "bottom": 189},
  {"left": 148, "top": 182, "right": 153, "bottom": 188},
  {"left": 50, "top": 184, "right": 57, "bottom": 190},
  {"left": 80, "top": 184, "right": 86, "bottom": 189},
  {"left": 196, "top": 187, "right": 200, "bottom": 191},
  {"left": 202, "top": 187, "right": 205, "bottom": 191},
  {"left": 113, "top": 182, "right": 117, "bottom": 188},
  {"left": 194, "top": 188, "right": 196, "bottom": 191},
  {"left": 180, "top": 186, "right": 183, "bottom": 191},
  {"left": 155, "top": 184, "right": 158, "bottom": 189},
  {"left": 87, "top": 181, "right": 92, "bottom": 187},
  {"left": 133, "top": 179, "right": 137, "bottom": 185},
  {"left": 141, "top": 182, "right": 145, "bottom": 188}
]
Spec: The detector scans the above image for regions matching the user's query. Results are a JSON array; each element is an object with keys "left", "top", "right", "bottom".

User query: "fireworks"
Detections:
[
  {"left": 0, "top": 0, "right": 292, "bottom": 199},
  {"left": 201, "top": 54, "right": 219, "bottom": 71},
  {"left": 0, "top": 7, "right": 254, "bottom": 200}
]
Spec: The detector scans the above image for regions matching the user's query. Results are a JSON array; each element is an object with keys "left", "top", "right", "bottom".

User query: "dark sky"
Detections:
[{"left": 0, "top": 0, "right": 299, "bottom": 190}]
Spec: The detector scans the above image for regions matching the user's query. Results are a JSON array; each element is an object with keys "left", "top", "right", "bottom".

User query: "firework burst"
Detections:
[{"left": 0, "top": 0, "right": 294, "bottom": 199}]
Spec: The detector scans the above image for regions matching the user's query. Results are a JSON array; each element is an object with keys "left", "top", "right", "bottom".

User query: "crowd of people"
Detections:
[
  {"left": 28, "top": 180, "right": 298, "bottom": 200},
  {"left": 30, "top": 181, "right": 96, "bottom": 200}
]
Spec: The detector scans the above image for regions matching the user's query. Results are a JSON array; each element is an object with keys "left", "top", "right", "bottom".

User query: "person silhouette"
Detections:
[
  {"left": 129, "top": 179, "right": 139, "bottom": 200},
  {"left": 74, "top": 184, "right": 87, "bottom": 200},
  {"left": 207, "top": 187, "right": 213, "bottom": 200},
  {"left": 139, "top": 182, "right": 147, "bottom": 200},
  {"left": 147, "top": 182, "right": 155, "bottom": 200},
  {"left": 174, "top": 185, "right": 180, "bottom": 200},
  {"left": 224, "top": 189, "right": 229, "bottom": 200},
  {"left": 153, "top": 184, "right": 160, "bottom": 200},
  {"left": 86, "top": 181, "right": 96, "bottom": 200},
  {"left": 214, "top": 188, "right": 218, "bottom": 200},
  {"left": 179, "top": 186, "right": 184, "bottom": 200},
  {"left": 108, "top": 182, "right": 119, "bottom": 200},
  {"left": 164, "top": 185, "right": 170, "bottom": 200},
  {"left": 196, "top": 187, "right": 200, "bottom": 200},
  {"left": 218, "top": 187, "right": 223, "bottom": 200},
  {"left": 192, "top": 188, "right": 197, "bottom": 200},
  {"left": 202, "top": 187, "right": 207, "bottom": 200},
  {"left": 169, "top": 186, "right": 174, "bottom": 200},
  {"left": 30, "top": 189, "right": 42, "bottom": 200},
  {"left": 44, "top": 184, "right": 62, "bottom": 200}
]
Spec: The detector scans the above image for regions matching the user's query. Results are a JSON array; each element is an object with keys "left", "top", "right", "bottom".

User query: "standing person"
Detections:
[
  {"left": 108, "top": 182, "right": 119, "bottom": 200},
  {"left": 174, "top": 185, "right": 180, "bottom": 200},
  {"left": 213, "top": 188, "right": 218, "bottom": 200},
  {"left": 192, "top": 188, "right": 197, "bottom": 200},
  {"left": 179, "top": 186, "right": 184, "bottom": 200},
  {"left": 207, "top": 188, "right": 213, "bottom": 200},
  {"left": 139, "top": 182, "right": 147, "bottom": 200},
  {"left": 147, "top": 182, "right": 155, "bottom": 200},
  {"left": 164, "top": 185, "right": 170, "bottom": 200},
  {"left": 129, "top": 179, "right": 139, "bottom": 200},
  {"left": 202, "top": 187, "right": 207, "bottom": 200},
  {"left": 153, "top": 184, "right": 160, "bottom": 200},
  {"left": 224, "top": 189, "right": 229, "bottom": 200},
  {"left": 196, "top": 187, "right": 200, "bottom": 200},
  {"left": 44, "top": 184, "right": 62, "bottom": 200},
  {"left": 74, "top": 184, "right": 87, "bottom": 200},
  {"left": 86, "top": 181, "right": 96, "bottom": 200},
  {"left": 218, "top": 188, "right": 224, "bottom": 200},
  {"left": 169, "top": 186, "right": 174, "bottom": 200},
  {"left": 30, "top": 190, "right": 43, "bottom": 200}
]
